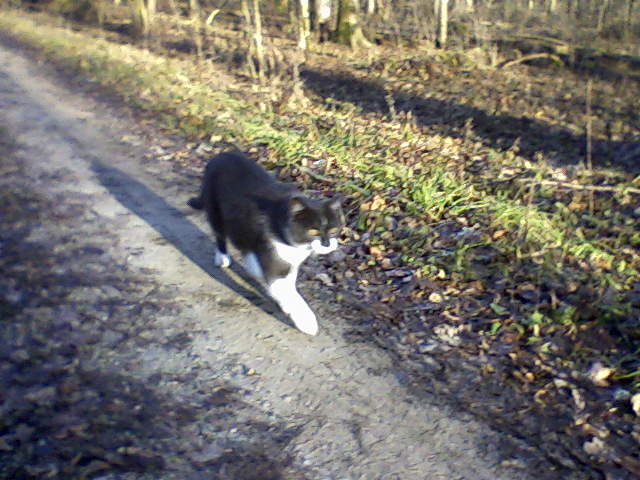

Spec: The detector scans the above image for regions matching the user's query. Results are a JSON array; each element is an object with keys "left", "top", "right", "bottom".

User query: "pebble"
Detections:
[
  {"left": 9, "top": 349, "right": 30, "bottom": 363},
  {"left": 418, "top": 341, "right": 440, "bottom": 354}
]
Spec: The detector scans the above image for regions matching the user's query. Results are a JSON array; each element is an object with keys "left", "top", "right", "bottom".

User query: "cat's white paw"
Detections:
[
  {"left": 268, "top": 276, "right": 319, "bottom": 335},
  {"left": 214, "top": 251, "right": 232, "bottom": 268},
  {"left": 289, "top": 308, "right": 319, "bottom": 336},
  {"left": 310, "top": 238, "right": 339, "bottom": 255},
  {"left": 284, "top": 301, "right": 318, "bottom": 335},
  {"left": 243, "top": 252, "right": 264, "bottom": 281}
]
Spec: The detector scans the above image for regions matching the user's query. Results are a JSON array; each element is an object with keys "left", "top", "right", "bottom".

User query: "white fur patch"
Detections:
[
  {"left": 310, "top": 238, "right": 338, "bottom": 255},
  {"left": 243, "top": 252, "right": 264, "bottom": 282},
  {"left": 271, "top": 239, "right": 312, "bottom": 268},
  {"left": 268, "top": 273, "right": 318, "bottom": 335},
  {"left": 214, "top": 250, "right": 232, "bottom": 268}
]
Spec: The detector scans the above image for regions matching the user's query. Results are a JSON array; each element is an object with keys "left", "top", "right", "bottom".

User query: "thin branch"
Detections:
[
  {"left": 499, "top": 53, "right": 564, "bottom": 69},
  {"left": 519, "top": 179, "right": 640, "bottom": 195}
]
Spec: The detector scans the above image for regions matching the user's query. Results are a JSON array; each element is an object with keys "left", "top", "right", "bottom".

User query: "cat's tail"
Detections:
[{"left": 187, "top": 196, "right": 204, "bottom": 210}]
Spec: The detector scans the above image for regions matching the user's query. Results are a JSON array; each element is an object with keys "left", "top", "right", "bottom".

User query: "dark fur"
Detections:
[{"left": 188, "top": 151, "right": 343, "bottom": 284}]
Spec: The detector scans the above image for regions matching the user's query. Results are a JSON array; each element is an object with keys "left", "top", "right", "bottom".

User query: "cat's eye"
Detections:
[
  {"left": 307, "top": 228, "right": 321, "bottom": 236},
  {"left": 328, "top": 227, "right": 340, "bottom": 235}
]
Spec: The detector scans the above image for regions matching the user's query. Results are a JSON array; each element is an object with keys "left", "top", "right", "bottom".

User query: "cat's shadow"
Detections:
[{"left": 89, "top": 159, "right": 295, "bottom": 330}]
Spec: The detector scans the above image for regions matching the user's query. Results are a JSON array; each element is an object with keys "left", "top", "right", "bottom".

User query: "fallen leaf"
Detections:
[
  {"left": 588, "top": 362, "right": 615, "bottom": 387},
  {"left": 492, "top": 229, "right": 508, "bottom": 241},
  {"left": 583, "top": 437, "right": 606, "bottom": 457},
  {"left": 315, "top": 273, "right": 334, "bottom": 286},
  {"left": 428, "top": 292, "right": 443, "bottom": 303},
  {"left": 632, "top": 393, "right": 640, "bottom": 417}
]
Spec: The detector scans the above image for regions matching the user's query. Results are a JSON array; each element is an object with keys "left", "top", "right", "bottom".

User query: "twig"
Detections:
[
  {"left": 586, "top": 79, "right": 595, "bottom": 214},
  {"left": 299, "top": 166, "right": 368, "bottom": 195},
  {"left": 499, "top": 53, "right": 564, "bottom": 69},
  {"left": 503, "top": 34, "right": 569, "bottom": 47},
  {"left": 299, "top": 166, "right": 333, "bottom": 182},
  {"left": 518, "top": 179, "right": 640, "bottom": 195}
]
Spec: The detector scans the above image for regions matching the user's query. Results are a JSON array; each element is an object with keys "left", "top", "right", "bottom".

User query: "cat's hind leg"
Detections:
[
  {"left": 214, "top": 248, "right": 232, "bottom": 268},
  {"left": 252, "top": 248, "right": 318, "bottom": 335},
  {"left": 268, "top": 269, "right": 318, "bottom": 336},
  {"left": 207, "top": 206, "right": 232, "bottom": 268},
  {"left": 242, "top": 252, "right": 264, "bottom": 282}
]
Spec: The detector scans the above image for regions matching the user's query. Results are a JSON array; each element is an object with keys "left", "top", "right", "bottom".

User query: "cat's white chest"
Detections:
[{"left": 271, "top": 239, "right": 312, "bottom": 268}]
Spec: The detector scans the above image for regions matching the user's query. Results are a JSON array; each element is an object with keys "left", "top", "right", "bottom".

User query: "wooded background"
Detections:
[{"left": 11, "top": 0, "right": 639, "bottom": 81}]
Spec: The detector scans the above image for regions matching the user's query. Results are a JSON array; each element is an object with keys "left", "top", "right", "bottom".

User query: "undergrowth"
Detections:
[{"left": 1, "top": 9, "right": 638, "bottom": 395}]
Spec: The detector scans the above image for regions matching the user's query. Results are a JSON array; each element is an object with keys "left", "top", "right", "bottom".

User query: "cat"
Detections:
[{"left": 188, "top": 151, "right": 344, "bottom": 335}]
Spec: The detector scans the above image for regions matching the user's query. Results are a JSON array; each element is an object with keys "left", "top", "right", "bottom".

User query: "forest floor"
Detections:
[
  {"left": 1, "top": 5, "right": 639, "bottom": 479},
  {"left": 0, "top": 41, "right": 545, "bottom": 480}
]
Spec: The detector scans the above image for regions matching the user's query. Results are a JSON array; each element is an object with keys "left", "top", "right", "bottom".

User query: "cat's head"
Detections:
[{"left": 288, "top": 194, "right": 345, "bottom": 254}]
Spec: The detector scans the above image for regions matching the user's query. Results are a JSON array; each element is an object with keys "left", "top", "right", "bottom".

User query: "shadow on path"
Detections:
[
  {"left": 87, "top": 158, "right": 294, "bottom": 328},
  {"left": 0, "top": 148, "right": 303, "bottom": 479},
  {"left": 301, "top": 68, "right": 640, "bottom": 174}
]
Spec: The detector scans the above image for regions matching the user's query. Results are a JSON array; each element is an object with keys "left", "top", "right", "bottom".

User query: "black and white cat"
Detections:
[{"left": 188, "top": 151, "right": 344, "bottom": 335}]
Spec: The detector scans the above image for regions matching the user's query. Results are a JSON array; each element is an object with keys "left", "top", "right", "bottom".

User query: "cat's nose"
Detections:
[{"left": 321, "top": 238, "right": 330, "bottom": 247}]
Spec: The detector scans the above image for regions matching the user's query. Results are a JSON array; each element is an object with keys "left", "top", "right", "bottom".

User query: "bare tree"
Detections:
[
  {"left": 297, "top": 0, "right": 312, "bottom": 50},
  {"left": 189, "top": 0, "right": 204, "bottom": 58},
  {"left": 366, "top": 0, "right": 376, "bottom": 15},
  {"left": 437, "top": 0, "right": 449, "bottom": 48},
  {"left": 597, "top": 0, "right": 610, "bottom": 33},
  {"left": 546, "top": 0, "right": 558, "bottom": 14},
  {"left": 131, "top": 0, "right": 151, "bottom": 37},
  {"left": 626, "top": 0, "right": 636, "bottom": 37},
  {"left": 335, "top": 0, "right": 372, "bottom": 48},
  {"left": 309, "top": 0, "right": 332, "bottom": 42},
  {"left": 241, "top": 0, "right": 266, "bottom": 81},
  {"left": 130, "top": 0, "right": 158, "bottom": 39}
]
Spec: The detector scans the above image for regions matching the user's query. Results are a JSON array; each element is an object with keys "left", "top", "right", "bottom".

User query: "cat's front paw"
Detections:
[
  {"left": 289, "top": 307, "right": 319, "bottom": 336},
  {"left": 214, "top": 251, "right": 232, "bottom": 268},
  {"left": 310, "top": 238, "right": 339, "bottom": 255}
]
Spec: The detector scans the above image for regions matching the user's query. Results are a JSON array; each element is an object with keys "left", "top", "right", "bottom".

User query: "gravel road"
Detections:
[{"left": 0, "top": 43, "right": 539, "bottom": 479}]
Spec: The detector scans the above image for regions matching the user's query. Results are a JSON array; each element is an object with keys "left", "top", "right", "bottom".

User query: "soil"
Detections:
[{"left": 0, "top": 42, "right": 553, "bottom": 479}]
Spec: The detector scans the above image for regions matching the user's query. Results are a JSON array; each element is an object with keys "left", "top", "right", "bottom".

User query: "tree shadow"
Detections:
[
  {"left": 496, "top": 39, "right": 640, "bottom": 84},
  {"left": 0, "top": 166, "right": 305, "bottom": 480},
  {"left": 300, "top": 68, "right": 640, "bottom": 174},
  {"left": 1, "top": 361, "right": 301, "bottom": 479}
]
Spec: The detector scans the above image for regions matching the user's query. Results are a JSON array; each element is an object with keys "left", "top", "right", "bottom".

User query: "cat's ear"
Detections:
[
  {"left": 326, "top": 194, "right": 344, "bottom": 210},
  {"left": 289, "top": 196, "right": 311, "bottom": 215}
]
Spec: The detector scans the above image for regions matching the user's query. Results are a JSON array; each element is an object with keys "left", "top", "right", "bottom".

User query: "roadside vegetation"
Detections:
[{"left": 0, "top": 0, "right": 638, "bottom": 477}]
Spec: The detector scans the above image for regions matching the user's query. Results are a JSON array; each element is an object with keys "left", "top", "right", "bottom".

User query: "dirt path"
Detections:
[{"left": 0, "top": 44, "right": 540, "bottom": 479}]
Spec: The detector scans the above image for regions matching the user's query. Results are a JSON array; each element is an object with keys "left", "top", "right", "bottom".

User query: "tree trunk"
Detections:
[
  {"left": 131, "top": 0, "right": 147, "bottom": 36},
  {"left": 597, "top": 0, "right": 610, "bottom": 33},
  {"left": 437, "top": 0, "right": 448, "bottom": 48},
  {"left": 252, "top": 0, "right": 265, "bottom": 79},
  {"left": 147, "top": 0, "right": 156, "bottom": 32},
  {"left": 240, "top": 0, "right": 256, "bottom": 77},
  {"left": 366, "top": 0, "right": 375, "bottom": 15},
  {"left": 189, "top": 0, "right": 204, "bottom": 58},
  {"left": 297, "top": 0, "right": 311, "bottom": 50},
  {"left": 546, "top": 0, "right": 557, "bottom": 14},
  {"left": 310, "top": 0, "right": 332, "bottom": 42},
  {"left": 335, "top": 0, "right": 372, "bottom": 49},
  {"left": 626, "top": 0, "right": 636, "bottom": 38},
  {"left": 241, "top": 0, "right": 266, "bottom": 81},
  {"left": 310, "top": 0, "right": 320, "bottom": 33}
]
